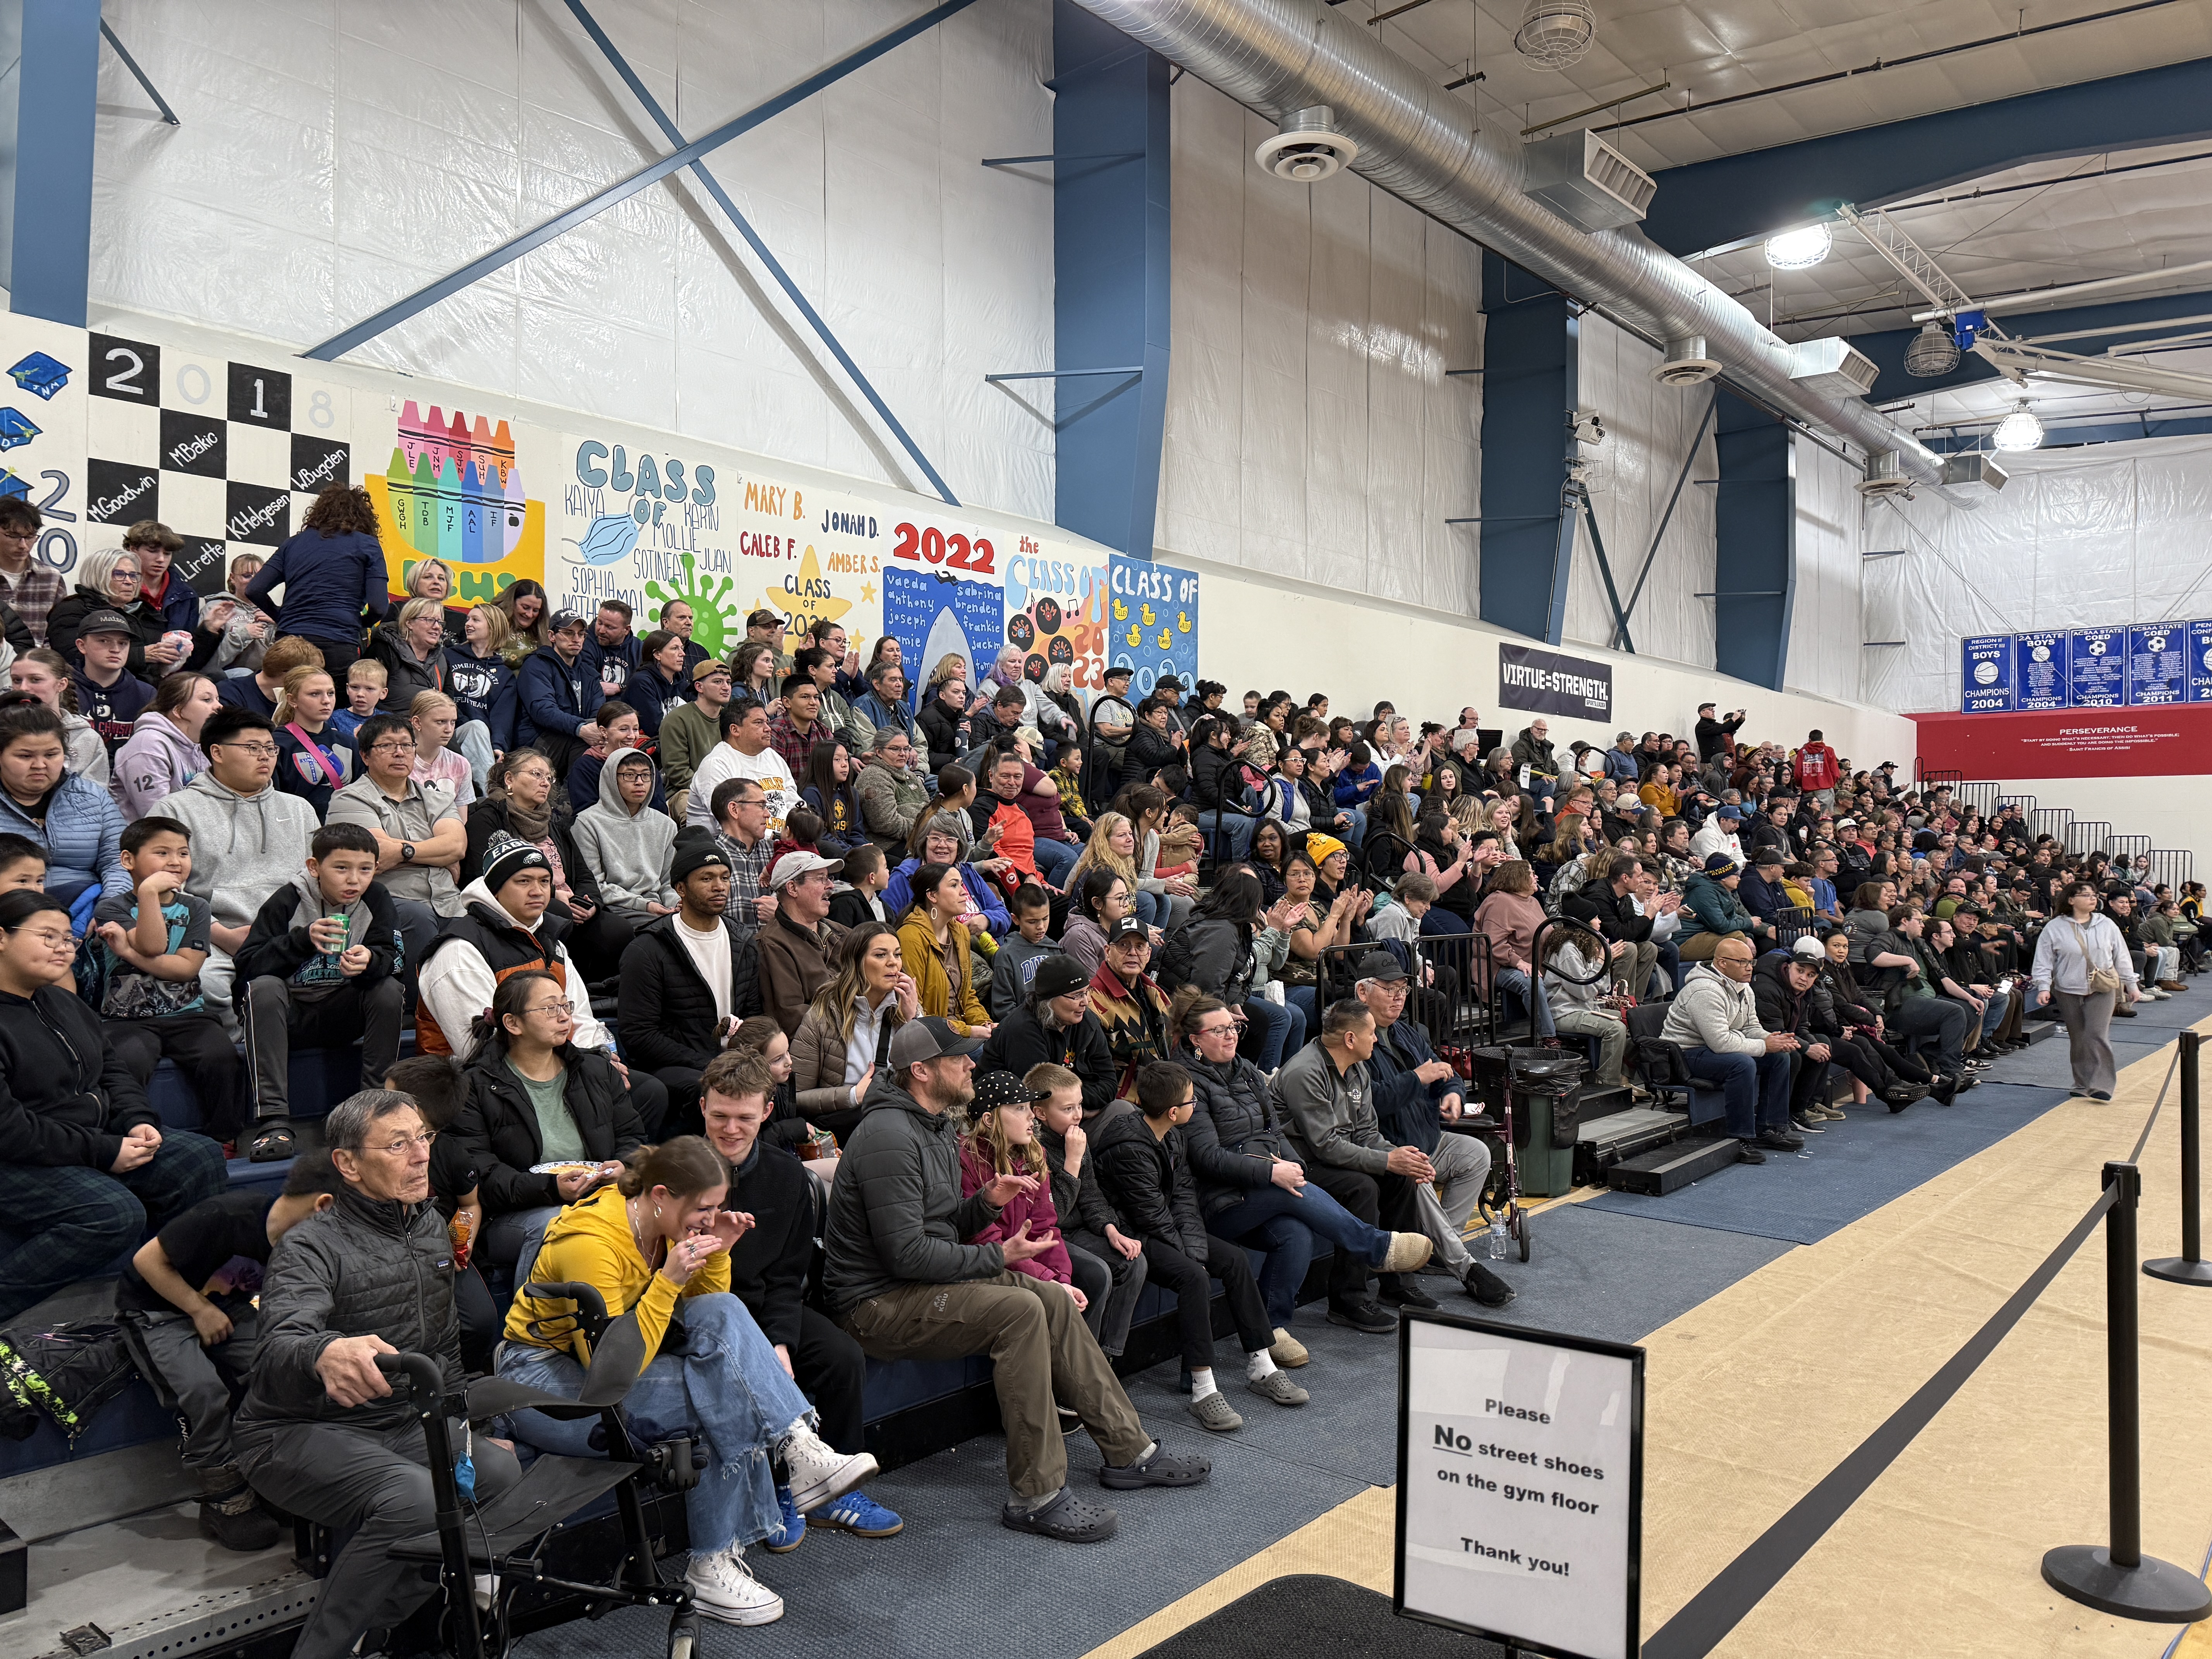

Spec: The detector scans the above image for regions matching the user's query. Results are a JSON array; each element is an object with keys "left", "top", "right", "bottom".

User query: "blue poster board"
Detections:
[
  {"left": 2068, "top": 627, "right": 2127, "bottom": 707},
  {"left": 881, "top": 565, "right": 1003, "bottom": 702},
  {"left": 1960, "top": 635, "right": 2013, "bottom": 713},
  {"left": 1106, "top": 555, "right": 1200, "bottom": 696},
  {"left": 2127, "top": 623, "right": 2186, "bottom": 705},
  {"left": 2014, "top": 631, "right": 2068, "bottom": 710},
  {"left": 2191, "top": 620, "right": 2212, "bottom": 702}
]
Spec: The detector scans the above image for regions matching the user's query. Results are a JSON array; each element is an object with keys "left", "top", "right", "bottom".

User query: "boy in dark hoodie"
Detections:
[{"left": 233, "top": 821, "right": 404, "bottom": 1162}]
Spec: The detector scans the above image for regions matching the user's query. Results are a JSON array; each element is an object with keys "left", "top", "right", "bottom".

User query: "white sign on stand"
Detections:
[{"left": 1394, "top": 1312, "right": 1643, "bottom": 1659}]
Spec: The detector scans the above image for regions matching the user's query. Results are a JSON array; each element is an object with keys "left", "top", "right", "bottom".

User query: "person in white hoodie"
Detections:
[
  {"left": 161, "top": 706, "right": 319, "bottom": 1027},
  {"left": 112, "top": 672, "right": 221, "bottom": 820},
  {"left": 1658, "top": 937, "right": 1802, "bottom": 1164},
  {"left": 571, "top": 746, "right": 677, "bottom": 925}
]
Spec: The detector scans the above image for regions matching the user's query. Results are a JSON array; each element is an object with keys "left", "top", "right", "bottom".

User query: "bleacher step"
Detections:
[
  {"left": 1604, "top": 1134, "right": 1744, "bottom": 1195},
  {"left": 0, "top": 1442, "right": 196, "bottom": 1543},
  {"left": 0, "top": 1504, "right": 311, "bottom": 1659}
]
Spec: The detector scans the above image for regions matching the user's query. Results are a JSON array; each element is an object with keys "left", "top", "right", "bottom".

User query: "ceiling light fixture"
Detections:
[
  {"left": 1992, "top": 401, "right": 2044, "bottom": 452},
  {"left": 1514, "top": 0, "right": 1596, "bottom": 70},
  {"left": 1903, "top": 319, "right": 1961, "bottom": 378},
  {"left": 1763, "top": 223, "right": 1832, "bottom": 270}
]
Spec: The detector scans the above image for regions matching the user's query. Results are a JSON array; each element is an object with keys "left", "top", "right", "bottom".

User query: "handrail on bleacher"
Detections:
[
  {"left": 2067, "top": 818, "right": 2114, "bottom": 856},
  {"left": 2109, "top": 833, "right": 2151, "bottom": 864},
  {"left": 2032, "top": 805, "right": 2074, "bottom": 842}
]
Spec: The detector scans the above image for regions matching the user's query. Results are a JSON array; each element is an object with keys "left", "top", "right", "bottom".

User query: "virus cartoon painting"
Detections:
[{"left": 644, "top": 551, "right": 745, "bottom": 661}]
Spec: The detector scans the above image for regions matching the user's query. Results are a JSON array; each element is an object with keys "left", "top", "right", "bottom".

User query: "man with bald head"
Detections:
[{"left": 1659, "top": 934, "right": 1802, "bottom": 1164}]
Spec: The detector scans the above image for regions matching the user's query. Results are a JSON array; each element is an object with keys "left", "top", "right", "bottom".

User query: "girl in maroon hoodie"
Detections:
[{"left": 957, "top": 1069, "right": 1078, "bottom": 1298}]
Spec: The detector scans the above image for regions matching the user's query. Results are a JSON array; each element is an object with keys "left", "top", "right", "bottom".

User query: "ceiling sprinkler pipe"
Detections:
[{"left": 1070, "top": 0, "right": 1946, "bottom": 484}]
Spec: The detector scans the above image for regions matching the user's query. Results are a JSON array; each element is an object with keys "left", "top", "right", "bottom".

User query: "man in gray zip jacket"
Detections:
[
  {"left": 234, "top": 1090, "right": 521, "bottom": 1659},
  {"left": 1272, "top": 997, "right": 1514, "bottom": 1310}
]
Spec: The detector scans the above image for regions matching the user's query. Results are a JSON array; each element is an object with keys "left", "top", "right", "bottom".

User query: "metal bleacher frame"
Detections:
[
  {"left": 2032, "top": 805, "right": 2074, "bottom": 843},
  {"left": 2067, "top": 818, "right": 2114, "bottom": 857},
  {"left": 2109, "top": 833, "right": 2151, "bottom": 866}
]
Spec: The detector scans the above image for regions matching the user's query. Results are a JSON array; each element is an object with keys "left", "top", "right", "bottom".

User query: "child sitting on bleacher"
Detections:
[
  {"left": 234, "top": 823, "right": 405, "bottom": 1163},
  {"left": 0, "top": 832, "right": 45, "bottom": 892},
  {"left": 115, "top": 1151, "right": 345, "bottom": 1552},
  {"left": 91, "top": 816, "right": 245, "bottom": 1145},
  {"left": 329, "top": 656, "right": 386, "bottom": 746}
]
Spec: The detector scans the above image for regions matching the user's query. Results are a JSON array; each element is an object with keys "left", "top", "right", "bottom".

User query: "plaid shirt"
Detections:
[
  {"left": 766, "top": 712, "right": 830, "bottom": 778},
  {"left": 0, "top": 562, "right": 67, "bottom": 644},
  {"left": 715, "top": 829, "right": 775, "bottom": 939}
]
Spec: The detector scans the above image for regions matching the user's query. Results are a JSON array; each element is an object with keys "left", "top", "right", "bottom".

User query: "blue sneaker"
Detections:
[
  {"left": 762, "top": 1484, "right": 805, "bottom": 1553},
  {"left": 810, "top": 1490, "right": 904, "bottom": 1538}
]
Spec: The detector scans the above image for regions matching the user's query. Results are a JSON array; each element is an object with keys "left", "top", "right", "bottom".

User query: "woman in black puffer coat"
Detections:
[{"left": 1166, "top": 986, "right": 1416, "bottom": 1338}]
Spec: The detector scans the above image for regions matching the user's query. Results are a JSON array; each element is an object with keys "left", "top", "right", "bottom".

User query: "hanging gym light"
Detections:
[
  {"left": 1992, "top": 401, "right": 2044, "bottom": 452},
  {"left": 1903, "top": 319, "right": 1961, "bottom": 377},
  {"left": 1763, "top": 223, "right": 1832, "bottom": 270}
]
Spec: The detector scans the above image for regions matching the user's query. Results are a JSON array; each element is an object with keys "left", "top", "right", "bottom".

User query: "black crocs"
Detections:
[
  {"left": 1097, "top": 1443, "right": 1212, "bottom": 1491},
  {"left": 249, "top": 1123, "right": 296, "bottom": 1163},
  {"left": 1000, "top": 1488, "right": 1118, "bottom": 1542}
]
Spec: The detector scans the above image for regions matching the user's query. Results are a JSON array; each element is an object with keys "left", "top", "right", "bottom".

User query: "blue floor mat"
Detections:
[{"left": 1583, "top": 1079, "right": 2080, "bottom": 1244}]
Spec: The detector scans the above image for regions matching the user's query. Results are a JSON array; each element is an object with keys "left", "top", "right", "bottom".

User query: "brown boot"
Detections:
[{"left": 2160, "top": 980, "right": 2187, "bottom": 993}]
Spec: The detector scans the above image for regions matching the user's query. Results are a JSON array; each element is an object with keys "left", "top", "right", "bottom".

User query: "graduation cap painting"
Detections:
[
  {"left": 0, "top": 409, "right": 39, "bottom": 451},
  {"left": 5, "top": 352, "right": 69, "bottom": 400}
]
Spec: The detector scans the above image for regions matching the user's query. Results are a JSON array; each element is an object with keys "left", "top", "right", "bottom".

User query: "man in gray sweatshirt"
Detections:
[
  {"left": 1272, "top": 998, "right": 1513, "bottom": 1310},
  {"left": 572, "top": 746, "right": 677, "bottom": 924},
  {"left": 1659, "top": 941, "right": 1801, "bottom": 1160},
  {"left": 162, "top": 707, "right": 319, "bottom": 1027}
]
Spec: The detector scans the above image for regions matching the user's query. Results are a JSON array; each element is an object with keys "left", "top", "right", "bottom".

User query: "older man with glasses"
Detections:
[
  {"left": 329, "top": 712, "right": 468, "bottom": 985},
  {"left": 234, "top": 1089, "right": 523, "bottom": 1659},
  {"left": 1659, "top": 936, "right": 1803, "bottom": 1164}
]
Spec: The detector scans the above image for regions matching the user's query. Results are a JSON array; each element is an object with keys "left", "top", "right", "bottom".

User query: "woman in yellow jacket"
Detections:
[
  {"left": 497, "top": 1138, "right": 875, "bottom": 1627},
  {"left": 896, "top": 859, "right": 993, "bottom": 1037}
]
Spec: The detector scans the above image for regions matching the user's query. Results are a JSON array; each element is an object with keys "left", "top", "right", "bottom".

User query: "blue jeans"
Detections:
[
  {"left": 1032, "top": 835, "right": 1079, "bottom": 890},
  {"left": 1195, "top": 811, "right": 1253, "bottom": 862},
  {"left": 1209, "top": 1181, "right": 1398, "bottom": 1324},
  {"left": 1974, "top": 990, "right": 2009, "bottom": 1042},
  {"left": 1657, "top": 939, "right": 1685, "bottom": 994},
  {"left": 1681, "top": 1046, "right": 1794, "bottom": 1140},
  {"left": 1242, "top": 997, "right": 1304, "bottom": 1070},
  {"left": 498, "top": 1292, "right": 813, "bottom": 1554},
  {"left": 1288, "top": 984, "right": 1319, "bottom": 1034},
  {"left": 1495, "top": 967, "right": 1556, "bottom": 1036},
  {"left": 1130, "top": 889, "right": 1169, "bottom": 930},
  {"left": 1338, "top": 810, "right": 1367, "bottom": 850},
  {"left": 0, "top": 1131, "right": 227, "bottom": 1322}
]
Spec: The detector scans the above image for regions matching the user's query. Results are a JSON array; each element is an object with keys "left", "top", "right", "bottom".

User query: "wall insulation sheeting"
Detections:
[
  {"left": 84, "top": 0, "right": 1056, "bottom": 518},
  {"left": 1565, "top": 316, "right": 1715, "bottom": 671},
  {"left": 1155, "top": 76, "right": 1481, "bottom": 611},
  {"left": 1786, "top": 432, "right": 1862, "bottom": 705},
  {"left": 1179, "top": 549, "right": 1915, "bottom": 772},
  {"left": 1863, "top": 433, "right": 2212, "bottom": 713}
]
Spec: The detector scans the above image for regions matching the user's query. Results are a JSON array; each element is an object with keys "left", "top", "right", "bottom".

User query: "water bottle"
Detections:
[{"left": 1488, "top": 1216, "right": 1510, "bottom": 1260}]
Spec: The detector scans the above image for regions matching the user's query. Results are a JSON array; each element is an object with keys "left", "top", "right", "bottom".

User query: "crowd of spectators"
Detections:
[{"left": 0, "top": 480, "right": 2191, "bottom": 1640}]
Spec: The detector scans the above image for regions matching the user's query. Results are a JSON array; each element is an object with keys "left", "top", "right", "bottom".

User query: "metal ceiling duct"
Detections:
[{"left": 1069, "top": 0, "right": 1947, "bottom": 484}]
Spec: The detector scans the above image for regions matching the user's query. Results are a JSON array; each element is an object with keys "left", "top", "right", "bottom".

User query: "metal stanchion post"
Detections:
[
  {"left": 2042, "top": 1161, "right": 2212, "bottom": 1621},
  {"left": 2146, "top": 1029, "right": 2212, "bottom": 1286}
]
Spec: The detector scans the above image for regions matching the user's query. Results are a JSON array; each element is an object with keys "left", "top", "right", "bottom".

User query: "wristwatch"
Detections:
[{"left": 400, "top": 842, "right": 417, "bottom": 864}]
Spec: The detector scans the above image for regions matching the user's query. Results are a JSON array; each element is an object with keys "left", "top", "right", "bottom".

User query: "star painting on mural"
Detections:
[{"left": 765, "top": 544, "right": 860, "bottom": 657}]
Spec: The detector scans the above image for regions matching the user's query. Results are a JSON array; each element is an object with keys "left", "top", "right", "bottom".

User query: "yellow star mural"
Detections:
[
  {"left": 861, "top": 581, "right": 876, "bottom": 605},
  {"left": 764, "top": 545, "right": 856, "bottom": 652}
]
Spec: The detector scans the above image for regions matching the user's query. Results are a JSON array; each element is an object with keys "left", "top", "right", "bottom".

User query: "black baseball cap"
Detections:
[
  {"left": 1354, "top": 949, "right": 1408, "bottom": 983},
  {"left": 1105, "top": 916, "right": 1151, "bottom": 944},
  {"left": 77, "top": 608, "right": 134, "bottom": 637}
]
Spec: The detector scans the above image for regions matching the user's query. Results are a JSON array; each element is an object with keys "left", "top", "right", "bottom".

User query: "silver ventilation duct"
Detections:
[{"left": 1068, "top": 0, "right": 1946, "bottom": 485}]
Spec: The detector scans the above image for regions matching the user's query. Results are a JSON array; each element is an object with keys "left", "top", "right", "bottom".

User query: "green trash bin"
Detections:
[{"left": 1511, "top": 1084, "right": 1580, "bottom": 1198}]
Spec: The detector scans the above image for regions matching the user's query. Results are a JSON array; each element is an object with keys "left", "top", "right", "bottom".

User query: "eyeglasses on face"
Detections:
[
  {"left": 369, "top": 738, "right": 418, "bottom": 755},
  {"left": 217, "top": 741, "right": 280, "bottom": 759},
  {"left": 354, "top": 1131, "right": 438, "bottom": 1156}
]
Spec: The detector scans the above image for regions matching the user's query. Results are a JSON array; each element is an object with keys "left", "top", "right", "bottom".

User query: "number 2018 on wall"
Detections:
[{"left": 891, "top": 522, "right": 995, "bottom": 575}]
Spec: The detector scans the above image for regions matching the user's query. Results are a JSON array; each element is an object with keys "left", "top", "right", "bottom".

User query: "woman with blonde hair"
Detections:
[
  {"left": 447, "top": 602, "right": 514, "bottom": 790},
  {"left": 791, "top": 922, "right": 920, "bottom": 1140},
  {"left": 409, "top": 688, "right": 473, "bottom": 806},
  {"left": 271, "top": 663, "right": 354, "bottom": 818},
  {"left": 370, "top": 594, "right": 450, "bottom": 711},
  {"left": 1069, "top": 811, "right": 1166, "bottom": 931},
  {"left": 404, "top": 555, "right": 468, "bottom": 639}
]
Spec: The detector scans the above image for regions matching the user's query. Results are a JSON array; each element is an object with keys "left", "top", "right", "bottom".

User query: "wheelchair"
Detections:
[{"left": 366, "top": 1279, "right": 703, "bottom": 1659}]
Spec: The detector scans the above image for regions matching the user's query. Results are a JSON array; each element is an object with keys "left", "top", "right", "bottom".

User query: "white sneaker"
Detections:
[
  {"left": 687, "top": 1545, "right": 784, "bottom": 1625},
  {"left": 780, "top": 1421, "right": 878, "bottom": 1515}
]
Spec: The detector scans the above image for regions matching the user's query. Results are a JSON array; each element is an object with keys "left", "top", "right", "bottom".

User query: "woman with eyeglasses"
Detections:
[
  {"left": 45, "top": 548, "right": 157, "bottom": 680},
  {"left": 0, "top": 887, "right": 225, "bottom": 1322},
  {"left": 452, "top": 969, "right": 645, "bottom": 1269}
]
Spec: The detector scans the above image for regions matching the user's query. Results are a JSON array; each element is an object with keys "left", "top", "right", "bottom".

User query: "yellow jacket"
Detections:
[
  {"left": 897, "top": 910, "right": 989, "bottom": 1034},
  {"left": 503, "top": 1183, "right": 729, "bottom": 1368}
]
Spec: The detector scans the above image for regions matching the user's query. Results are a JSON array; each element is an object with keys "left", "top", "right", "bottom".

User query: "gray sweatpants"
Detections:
[
  {"left": 132, "top": 1302, "right": 259, "bottom": 1470},
  {"left": 1417, "top": 1132, "right": 1491, "bottom": 1274},
  {"left": 2055, "top": 988, "right": 2119, "bottom": 1096},
  {"left": 235, "top": 1414, "right": 522, "bottom": 1659}
]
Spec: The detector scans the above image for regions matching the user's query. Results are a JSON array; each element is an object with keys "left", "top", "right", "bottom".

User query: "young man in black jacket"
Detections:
[
  {"left": 617, "top": 830, "right": 760, "bottom": 1135},
  {"left": 698, "top": 1050, "right": 902, "bottom": 1542},
  {"left": 235, "top": 822, "right": 405, "bottom": 1163},
  {"left": 1092, "top": 1061, "right": 1310, "bottom": 1434},
  {"left": 0, "top": 891, "right": 227, "bottom": 1322}
]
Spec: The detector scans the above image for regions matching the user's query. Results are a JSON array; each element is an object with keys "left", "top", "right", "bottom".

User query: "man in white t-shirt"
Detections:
[
  {"left": 687, "top": 697, "right": 799, "bottom": 831},
  {"left": 616, "top": 829, "right": 759, "bottom": 1134}
]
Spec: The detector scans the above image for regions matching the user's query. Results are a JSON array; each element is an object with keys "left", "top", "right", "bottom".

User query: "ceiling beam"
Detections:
[
  {"left": 1849, "top": 286, "right": 2212, "bottom": 402},
  {"left": 1641, "top": 54, "right": 2212, "bottom": 259}
]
